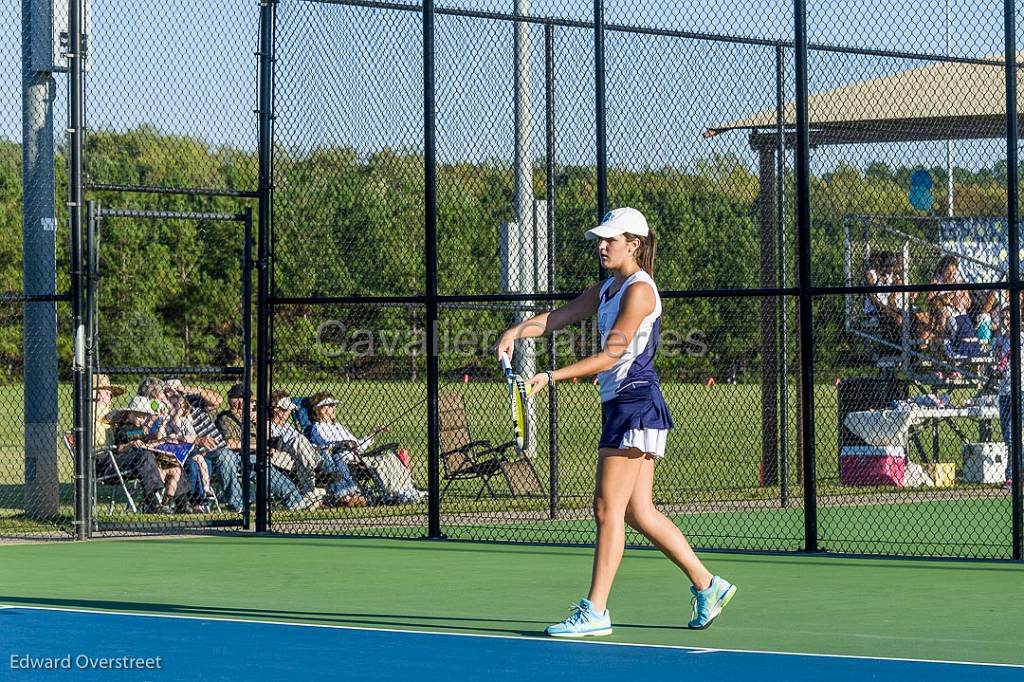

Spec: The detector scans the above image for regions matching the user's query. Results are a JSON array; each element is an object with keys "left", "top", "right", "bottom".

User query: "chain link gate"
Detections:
[
  {"left": 84, "top": 202, "right": 253, "bottom": 536},
  {"left": 71, "top": 0, "right": 260, "bottom": 537}
]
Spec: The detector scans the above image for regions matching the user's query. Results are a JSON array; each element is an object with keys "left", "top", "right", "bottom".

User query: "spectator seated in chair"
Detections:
[
  {"left": 92, "top": 373, "right": 126, "bottom": 451},
  {"left": 162, "top": 378, "right": 224, "bottom": 513},
  {"left": 137, "top": 377, "right": 209, "bottom": 514},
  {"left": 307, "top": 391, "right": 425, "bottom": 505},
  {"left": 215, "top": 384, "right": 315, "bottom": 512},
  {"left": 299, "top": 392, "right": 367, "bottom": 507},
  {"left": 863, "top": 251, "right": 904, "bottom": 346},
  {"left": 927, "top": 255, "right": 972, "bottom": 318},
  {"left": 92, "top": 373, "right": 154, "bottom": 511},
  {"left": 112, "top": 395, "right": 184, "bottom": 513},
  {"left": 268, "top": 390, "right": 324, "bottom": 506}
]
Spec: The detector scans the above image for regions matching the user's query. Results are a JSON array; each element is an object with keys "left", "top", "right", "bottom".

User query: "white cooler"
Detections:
[{"left": 961, "top": 443, "right": 1007, "bottom": 484}]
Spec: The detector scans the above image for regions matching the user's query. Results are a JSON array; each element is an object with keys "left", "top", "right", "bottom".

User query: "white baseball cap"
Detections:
[
  {"left": 585, "top": 207, "right": 649, "bottom": 240},
  {"left": 274, "top": 397, "right": 297, "bottom": 412}
]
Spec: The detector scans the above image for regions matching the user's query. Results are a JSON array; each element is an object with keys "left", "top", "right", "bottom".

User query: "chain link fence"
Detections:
[
  {"left": 2, "top": 0, "right": 1022, "bottom": 557},
  {"left": 84, "top": 0, "right": 258, "bottom": 193},
  {"left": 800, "top": 0, "right": 1019, "bottom": 558},
  {"left": 267, "top": 0, "right": 1021, "bottom": 557}
]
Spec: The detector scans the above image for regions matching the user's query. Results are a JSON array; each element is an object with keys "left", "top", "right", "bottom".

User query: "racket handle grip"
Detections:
[{"left": 498, "top": 351, "right": 512, "bottom": 376}]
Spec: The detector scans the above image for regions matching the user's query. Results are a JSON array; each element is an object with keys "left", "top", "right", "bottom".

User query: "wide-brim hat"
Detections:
[
  {"left": 92, "top": 374, "right": 126, "bottom": 397},
  {"left": 122, "top": 395, "right": 158, "bottom": 416}
]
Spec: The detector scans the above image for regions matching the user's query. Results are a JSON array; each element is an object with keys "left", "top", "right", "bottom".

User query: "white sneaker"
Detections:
[
  {"left": 293, "top": 490, "right": 320, "bottom": 510},
  {"left": 545, "top": 599, "right": 613, "bottom": 638},
  {"left": 688, "top": 576, "right": 737, "bottom": 629}
]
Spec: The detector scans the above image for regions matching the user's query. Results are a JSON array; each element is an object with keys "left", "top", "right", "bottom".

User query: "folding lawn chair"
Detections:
[
  {"left": 438, "top": 391, "right": 544, "bottom": 500},
  {"left": 62, "top": 430, "right": 139, "bottom": 515}
]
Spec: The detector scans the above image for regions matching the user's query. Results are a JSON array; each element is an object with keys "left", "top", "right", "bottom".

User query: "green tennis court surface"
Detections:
[{"left": 2, "top": 535, "right": 1021, "bottom": 666}]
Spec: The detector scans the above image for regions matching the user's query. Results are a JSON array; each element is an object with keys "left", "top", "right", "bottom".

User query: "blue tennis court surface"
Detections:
[{"left": 3, "top": 606, "right": 1021, "bottom": 681}]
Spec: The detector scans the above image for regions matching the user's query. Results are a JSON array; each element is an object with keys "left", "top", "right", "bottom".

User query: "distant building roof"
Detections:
[{"left": 705, "top": 55, "right": 1019, "bottom": 146}]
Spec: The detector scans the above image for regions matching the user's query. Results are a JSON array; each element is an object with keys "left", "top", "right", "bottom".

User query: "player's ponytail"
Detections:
[{"left": 626, "top": 228, "right": 656, "bottom": 276}]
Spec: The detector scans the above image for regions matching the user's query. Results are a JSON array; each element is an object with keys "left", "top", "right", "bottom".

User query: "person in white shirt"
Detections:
[
  {"left": 268, "top": 391, "right": 321, "bottom": 503},
  {"left": 302, "top": 392, "right": 367, "bottom": 507},
  {"left": 864, "top": 251, "right": 904, "bottom": 345},
  {"left": 308, "top": 392, "right": 424, "bottom": 504}
]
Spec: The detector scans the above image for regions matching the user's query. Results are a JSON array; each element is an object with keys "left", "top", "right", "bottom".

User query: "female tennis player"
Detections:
[{"left": 496, "top": 207, "right": 736, "bottom": 637}]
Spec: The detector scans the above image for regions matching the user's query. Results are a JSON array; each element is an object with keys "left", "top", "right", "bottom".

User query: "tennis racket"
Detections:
[{"left": 498, "top": 351, "right": 529, "bottom": 455}]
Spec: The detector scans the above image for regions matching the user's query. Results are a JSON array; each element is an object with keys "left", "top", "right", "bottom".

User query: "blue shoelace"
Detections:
[{"left": 562, "top": 603, "right": 590, "bottom": 626}]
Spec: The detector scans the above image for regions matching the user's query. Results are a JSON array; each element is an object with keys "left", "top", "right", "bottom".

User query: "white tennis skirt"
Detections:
[{"left": 619, "top": 428, "right": 668, "bottom": 459}]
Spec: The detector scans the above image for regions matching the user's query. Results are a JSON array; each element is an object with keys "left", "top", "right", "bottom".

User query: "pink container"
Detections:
[{"left": 839, "top": 446, "right": 906, "bottom": 487}]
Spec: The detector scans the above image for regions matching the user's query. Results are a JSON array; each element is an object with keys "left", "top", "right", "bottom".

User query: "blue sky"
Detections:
[{"left": 0, "top": 0, "right": 1016, "bottom": 177}]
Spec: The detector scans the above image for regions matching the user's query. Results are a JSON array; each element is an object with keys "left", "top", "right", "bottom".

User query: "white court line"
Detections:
[{"left": 3, "top": 603, "right": 1022, "bottom": 671}]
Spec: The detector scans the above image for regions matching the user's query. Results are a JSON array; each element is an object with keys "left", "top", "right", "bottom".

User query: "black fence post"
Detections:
[
  {"left": 242, "top": 207, "right": 254, "bottom": 531},
  {"left": 83, "top": 200, "right": 96, "bottom": 536},
  {"left": 69, "top": 0, "right": 88, "bottom": 541},
  {"left": 794, "top": 0, "right": 817, "bottom": 552},
  {"left": 545, "top": 23, "right": 559, "bottom": 520},
  {"left": 256, "top": 0, "right": 277, "bottom": 533},
  {"left": 1004, "top": 0, "right": 1022, "bottom": 562},
  {"left": 87, "top": 201, "right": 99, "bottom": 366},
  {"left": 758, "top": 143, "right": 779, "bottom": 488},
  {"left": 424, "top": 0, "right": 442, "bottom": 539}
]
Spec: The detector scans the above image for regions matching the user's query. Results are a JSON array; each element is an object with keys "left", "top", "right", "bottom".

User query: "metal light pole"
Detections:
[
  {"left": 512, "top": 0, "right": 538, "bottom": 454},
  {"left": 22, "top": 0, "right": 60, "bottom": 519}
]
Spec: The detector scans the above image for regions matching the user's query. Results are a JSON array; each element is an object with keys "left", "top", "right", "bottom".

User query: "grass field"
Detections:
[
  {"left": 0, "top": 381, "right": 1017, "bottom": 558},
  {"left": 0, "top": 380, "right": 991, "bottom": 488}
]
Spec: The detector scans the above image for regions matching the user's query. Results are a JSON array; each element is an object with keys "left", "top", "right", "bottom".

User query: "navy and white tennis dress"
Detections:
[{"left": 596, "top": 270, "right": 674, "bottom": 457}]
